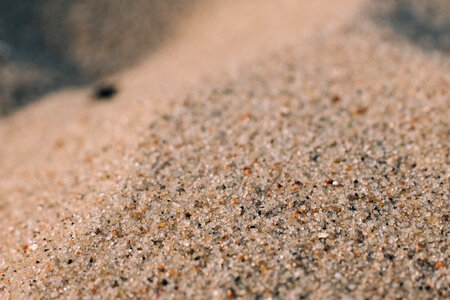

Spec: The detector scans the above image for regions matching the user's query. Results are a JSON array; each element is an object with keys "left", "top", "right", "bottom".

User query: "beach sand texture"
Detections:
[{"left": 0, "top": 0, "right": 449, "bottom": 299}]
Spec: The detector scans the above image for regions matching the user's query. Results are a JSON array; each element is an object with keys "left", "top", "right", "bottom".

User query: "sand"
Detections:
[
  {"left": 0, "top": 0, "right": 449, "bottom": 299},
  {"left": 0, "top": 0, "right": 193, "bottom": 115}
]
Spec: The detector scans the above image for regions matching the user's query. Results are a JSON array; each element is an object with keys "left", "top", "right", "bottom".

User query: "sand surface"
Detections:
[
  {"left": 0, "top": 0, "right": 193, "bottom": 115},
  {"left": 0, "top": 0, "right": 449, "bottom": 299}
]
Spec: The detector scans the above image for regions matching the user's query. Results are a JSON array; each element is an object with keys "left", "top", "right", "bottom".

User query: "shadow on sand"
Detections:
[
  {"left": 373, "top": 0, "right": 449, "bottom": 55},
  {"left": 0, "top": 0, "right": 193, "bottom": 116}
]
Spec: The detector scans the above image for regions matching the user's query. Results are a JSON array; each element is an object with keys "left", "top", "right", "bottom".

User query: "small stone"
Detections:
[
  {"left": 331, "top": 94, "right": 341, "bottom": 103},
  {"left": 157, "top": 265, "right": 165, "bottom": 272},
  {"left": 318, "top": 232, "right": 329, "bottom": 238},
  {"left": 226, "top": 288, "right": 236, "bottom": 298},
  {"left": 93, "top": 83, "right": 118, "bottom": 100},
  {"left": 353, "top": 106, "right": 367, "bottom": 115}
]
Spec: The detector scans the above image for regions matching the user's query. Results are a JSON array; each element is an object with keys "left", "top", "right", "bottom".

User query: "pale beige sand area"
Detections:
[{"left": 0, "top": 0, "right": 449, "bottom": 299}]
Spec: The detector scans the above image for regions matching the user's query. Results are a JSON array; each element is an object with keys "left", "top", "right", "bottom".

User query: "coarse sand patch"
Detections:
[{"left": 0, "top": 0, "right": 449, "bottom": 299}]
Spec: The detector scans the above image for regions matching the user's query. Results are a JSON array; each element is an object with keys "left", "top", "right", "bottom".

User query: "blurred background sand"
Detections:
[
  {"left": 0, "top": 0, "right": 194, "bottom": 115},
  {"left": 1, "top": 0, "right": 448, "bottom": 115}
]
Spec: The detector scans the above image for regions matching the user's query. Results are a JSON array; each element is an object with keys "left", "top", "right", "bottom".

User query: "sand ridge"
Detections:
[{"left": 0, "top": 0, "right": 449, "bottom": 299}]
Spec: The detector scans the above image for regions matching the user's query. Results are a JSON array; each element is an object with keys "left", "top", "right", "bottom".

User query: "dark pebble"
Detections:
[{"left": 93, "top": 84, "right": 118, "bottom": 100}]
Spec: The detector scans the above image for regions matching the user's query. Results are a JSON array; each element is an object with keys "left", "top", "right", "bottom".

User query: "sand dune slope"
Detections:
[{"left": 0, "top": 0, "right": 448, "bottom": 299}]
